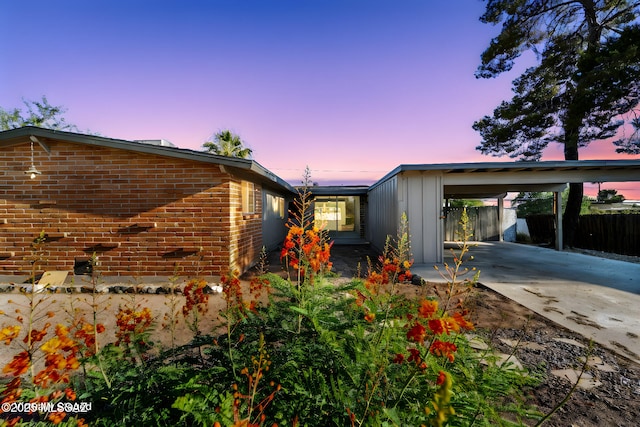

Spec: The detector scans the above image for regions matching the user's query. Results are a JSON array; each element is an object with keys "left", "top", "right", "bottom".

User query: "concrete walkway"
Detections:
[{"left": 412, "top": 242, "right": 640, "bottom": 365}]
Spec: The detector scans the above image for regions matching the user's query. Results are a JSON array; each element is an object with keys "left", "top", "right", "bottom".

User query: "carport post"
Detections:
[
  {"left": 497, "top": 196, "right": 504, "bottom": 242},
  {"left": 554, "top": 190, "right": 563, "bottom": 250}
]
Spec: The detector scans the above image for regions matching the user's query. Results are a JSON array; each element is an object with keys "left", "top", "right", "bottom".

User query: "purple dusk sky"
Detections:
[{"left": 2, "top": 0, "right": 639, "bottom": 198}]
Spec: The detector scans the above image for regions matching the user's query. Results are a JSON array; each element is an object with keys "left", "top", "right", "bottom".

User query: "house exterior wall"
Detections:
[
  {"left": 0, "top": 140, "right": 264, "bottom": 278},
  {"left": 368, "top": 172, "right": 444, "bottom": 264},
  {"left": 367, "top": 175, "right": 398, "bottom": 253},
  {"left": 398, "top": 171, "right": 444, "bottom": 264},
  {"left": 262, "top": 190, "right": 288, "bottom": 252},
  {"left": 229, "top": 179, "right": 265, "bottom": 273}
]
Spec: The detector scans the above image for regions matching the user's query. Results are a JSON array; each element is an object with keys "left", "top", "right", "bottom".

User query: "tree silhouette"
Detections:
[{"left": 474, "top": 1, "right": 640, "bottom": 246}]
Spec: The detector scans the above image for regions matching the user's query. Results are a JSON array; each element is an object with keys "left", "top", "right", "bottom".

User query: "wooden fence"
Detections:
[
  {"left": 525, "top": 214, "right": 640, "bottom": 256},
  {"left": 444, "top": 207, "right": 500, "bottom": 241}
]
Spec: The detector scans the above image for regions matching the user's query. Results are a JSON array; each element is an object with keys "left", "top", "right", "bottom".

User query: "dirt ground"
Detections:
[{"left": 1, "top": 245, "right": 639, "bottom": 426}]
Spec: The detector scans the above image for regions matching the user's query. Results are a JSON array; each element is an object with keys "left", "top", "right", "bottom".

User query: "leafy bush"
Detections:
[{"left": 1, "top": 193, "right": 542, "bottom": 426}]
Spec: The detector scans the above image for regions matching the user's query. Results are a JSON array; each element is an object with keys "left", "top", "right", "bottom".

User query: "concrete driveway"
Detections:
[{"left": 412, "top": 241, "right": 640, "bottom": 365}]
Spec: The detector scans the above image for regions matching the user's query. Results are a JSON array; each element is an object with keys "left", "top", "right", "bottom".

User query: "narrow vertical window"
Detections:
[
  {"left": 278, "top": 197, "right": 285, "bottom": 219},
  {"left": 242, "top": 181, "right": 255, "bottom": 214}
]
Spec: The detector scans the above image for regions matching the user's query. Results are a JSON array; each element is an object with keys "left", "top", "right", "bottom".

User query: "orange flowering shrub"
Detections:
[
  {"left": 182, "top": 278, "right": 209, "bottom": 318},
  {"left": 182, "top": 278, "right": 210, "bottom": 336},
  {"left": 0, "top": 233, "right": 90, "bottom": 426},
  {"left": 36, "top": 324, "right": 81, "bottom": 387},
  {"left": 403, "top": 298, "right": 473, "bottom": 363},
  {"left": 221, "top": 273, "right": 244, "bottom": 315},
  {"left": 73, "top": 319, "right": 106, "bottom": 357},
  {"left": 280, "top": 225, "right": 333, "bottom": 281},
  {"left": 342, "top": 212, "right": 483, "bottom": 425},
  {"left": 0, "top": 325, "right": 21, "bottom": 345},
  {"left": 115, "top": 305, "right": 153, "bottom": 350},
  {"left": 361, "top": 226, "right": 413, "bottom": 296},
  {"left": 0, "top": 210, "right": 535, "bottom": 426},
  {"left": 1, "top": 302, "right": 85, "bottom": 425},
  {"left": 231, "top": 334, "right": 280, "bottom": 427}
]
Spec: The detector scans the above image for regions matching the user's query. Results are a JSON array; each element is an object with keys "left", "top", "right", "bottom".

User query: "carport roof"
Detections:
[{"left": 371, "top": 160, "right": 640, "bottom": 198}]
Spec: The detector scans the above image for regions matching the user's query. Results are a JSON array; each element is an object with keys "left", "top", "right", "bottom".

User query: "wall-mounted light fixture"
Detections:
[{"left": 25, "top": 137, "right": 42, "bottom": 179}]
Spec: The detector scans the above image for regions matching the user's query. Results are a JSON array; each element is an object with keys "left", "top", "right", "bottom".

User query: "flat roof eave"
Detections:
[{"left": 370, "top": 160, "right": 640, "bottom": 192}]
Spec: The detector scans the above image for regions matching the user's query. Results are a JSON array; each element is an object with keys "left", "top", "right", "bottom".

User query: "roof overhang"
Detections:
[
  {"left": 371, "top": 160, "right": 640, "bottom": 198},
  {"left": 303, "top": 186, "right": 370, "bottom": 197},
  {"left": 0, "top": 126, "right": 296, "bottom": 194}
]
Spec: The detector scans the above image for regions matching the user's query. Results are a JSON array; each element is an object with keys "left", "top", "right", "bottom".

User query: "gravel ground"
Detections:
[{"left": 466, "top": 286, "right": 640, "bottom": 427}]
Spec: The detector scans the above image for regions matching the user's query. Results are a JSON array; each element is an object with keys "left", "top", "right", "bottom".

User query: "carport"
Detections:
[{"left": 367, "top": 160, "right": 640, "bottom": 264}]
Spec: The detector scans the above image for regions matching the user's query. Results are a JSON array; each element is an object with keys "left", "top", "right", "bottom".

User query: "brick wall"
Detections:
[
  {"left": 228, "top": 180, "right": 264, "bottom": 274},
  {"left": 0, "top": 140, "right": 263, "bottom": 278}
]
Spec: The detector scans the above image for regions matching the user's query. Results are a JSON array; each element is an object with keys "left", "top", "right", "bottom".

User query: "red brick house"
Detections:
[{"left": 0, "top": 127, "right": 294, "bottom": 280}]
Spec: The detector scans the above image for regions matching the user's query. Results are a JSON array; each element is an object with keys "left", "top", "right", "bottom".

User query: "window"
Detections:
[
  {"left": 278, "top": 197, "right": 285, "bottom": 219},
  {"left": 265, "top": 193, "right": 285, "bottom": 219},
  {"left": 314, "top": 196, "right": 358, "bottom": 233},
  {"left": 242, "top": 181, "right": 256, "bottom": 214}
]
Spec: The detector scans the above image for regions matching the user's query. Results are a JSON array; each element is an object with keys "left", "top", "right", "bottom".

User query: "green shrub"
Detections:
[{"left": 1, "top": 204, "right": 543, "bottom": 427}]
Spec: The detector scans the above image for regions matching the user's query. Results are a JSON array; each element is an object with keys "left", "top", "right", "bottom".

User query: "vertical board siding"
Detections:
[
  {"left": 406, "top": 176, "right": 425, "bottom": 263},
  {"left": 574, "top": 214, "right": 640, "bottom": 256},
  {"left": 444, "top": 207, "right": 500, "bottom": 241},
  {"left": 413, "top": 173, "right": 443, "bottom": 264},
  {"left": 525, "top": 214, "right": 640, "bottom": 256},
  {"left": 369, "top": 172, "right": 446, "bottom": 264},
  {"left": 366, "top": 176, "right": 398, "bottom": 253}
]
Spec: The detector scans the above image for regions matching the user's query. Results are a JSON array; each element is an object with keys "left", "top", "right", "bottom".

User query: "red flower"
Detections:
[
  {"left": 406, "top": 348, "right": 427, "bottom": 370},
  {"left": 183, "top": 279, "right": 210, "bottom": 317},
  {"left": 428, "top": 318, "right": 444, "bottom": 335},
  {"left": 406, "top": 323, "right": 427, "bottom": 343},
  {"left": 24, "top": 323, "right": 50, "bottom": 344},
  {"left": 436, "top": 370, "right": 447, "bottom": 385},
  {"left": 398, "top": 272, "right": 412, "bottom": 283},
  {"left": 1, "top": 378, "right": 22, "bottom": 405},
  {"left": 392, "top": 353, "right": 405, "bottom": 364},
  {"left": 115, "top": 306, "right": 153, "bottom": 347},
  {"left": 407, "top": 348, "right": 421, "bottom": 364}
]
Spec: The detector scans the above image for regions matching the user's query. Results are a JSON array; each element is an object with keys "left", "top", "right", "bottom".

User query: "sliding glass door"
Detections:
[{"left": 314, "top": 196, "right": 360, "bottom": 238}]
